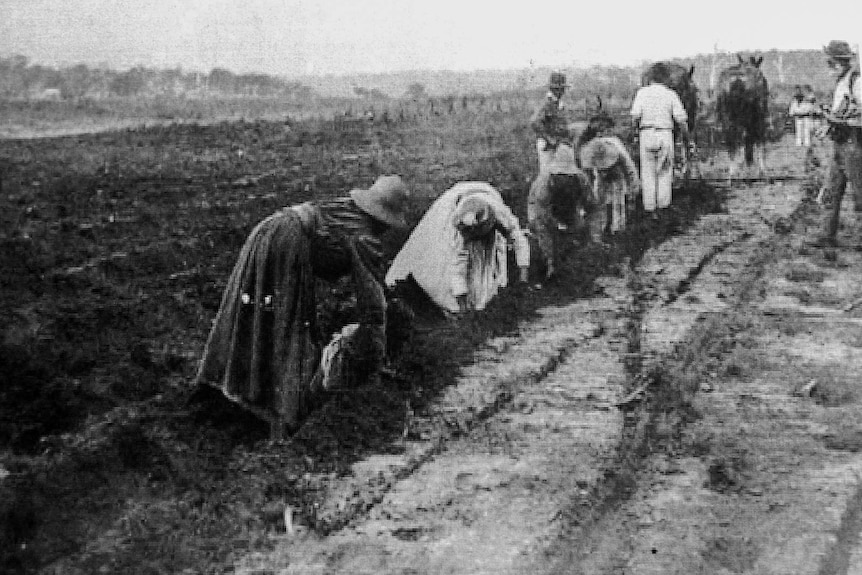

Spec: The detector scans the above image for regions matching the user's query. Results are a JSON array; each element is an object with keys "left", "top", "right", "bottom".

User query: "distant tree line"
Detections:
[{"left": 0, "top": 55, "right": 315, "bottom": 100}]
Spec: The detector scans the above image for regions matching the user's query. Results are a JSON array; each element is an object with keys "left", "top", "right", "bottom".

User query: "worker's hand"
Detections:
[{"left": 455, "top": 294, "right": 470, "bottom": 314}]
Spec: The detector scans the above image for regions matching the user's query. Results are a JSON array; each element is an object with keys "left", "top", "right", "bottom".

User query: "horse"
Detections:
[{"left": 716, "top": 55, "right": 769, "bottom": 175}]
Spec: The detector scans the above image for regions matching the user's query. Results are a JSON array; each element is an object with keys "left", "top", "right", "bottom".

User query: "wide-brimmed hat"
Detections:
[
  {"left": 453, "top": 193, "right": 496, "bottom": 240},
  {"left": 580, "top": 137, "right": 620, "bottom": 170},
  {"left": 824, "top": 40, "right": 855, "bottom": 60},
  {"left": 350, "top": 175, "right": 411, "bottom": 229},
  {"left": 550, "top": 71, "right": 570, "bottom": 88}
]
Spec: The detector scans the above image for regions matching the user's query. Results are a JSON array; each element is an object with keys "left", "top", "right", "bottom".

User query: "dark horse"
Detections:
[
  {"left": 641, "top": 62, "right": 699, "bottom": 178},
  {"left": 716, "top": 55, "right": 769, "bottom": 173}
]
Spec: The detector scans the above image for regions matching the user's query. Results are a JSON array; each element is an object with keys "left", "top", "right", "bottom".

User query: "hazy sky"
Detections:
[{"left": 2, "top": 0, "right": 861, "bottom": 76}]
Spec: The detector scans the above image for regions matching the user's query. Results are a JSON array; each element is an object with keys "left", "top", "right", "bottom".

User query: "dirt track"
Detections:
[{"left": 4, "top": 116, "right": 862, "bottom": 574}]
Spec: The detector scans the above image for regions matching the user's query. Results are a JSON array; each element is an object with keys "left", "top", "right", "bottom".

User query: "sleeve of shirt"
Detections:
[
  {"left": 630, "top": 90, "right": 643, "bottom": 120},
  {"left": 671, "top": 92, "right": 688, "bottom": 125},
  {"left": 854, "top": 75, "right": 862, "bottom": 106},
  {"left": 451, "top": 232, "right": 470, "bottom": 297},
  {"left": 530, "top": 97, "right": 552, "bottom": 137},
  {"left": 345, "top": 236, "right": 387, "bottom": 365}
]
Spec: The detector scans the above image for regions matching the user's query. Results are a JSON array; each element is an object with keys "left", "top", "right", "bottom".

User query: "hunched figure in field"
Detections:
[
  {"left": 527, "top": 145, "right": 591, "bottom": 278},
  {"left": 810, "top": 40, "right": 862, "bottom": 247},
  {"left": 194, "top": 175, "right": 413, "bottom": 437},
  {"left": 528, "top": 72, "right": 591, "bottom": 278},
  {"left": 386, "top": 182, "right": 530, "bottom": 314},
  {"left": 579, "top": 135, "right": 641, "bottom": 243},
  {"left": 630, "top": 62, "right": 690, "bottom": 215}
]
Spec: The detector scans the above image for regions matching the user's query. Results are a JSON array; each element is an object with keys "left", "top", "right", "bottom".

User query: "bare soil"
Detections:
[
  {"left": 4, "top": 116, "right": 854, "bottom": 575},
  {"left": 0, "top": 114, "right": 720, "bottom": 574}
]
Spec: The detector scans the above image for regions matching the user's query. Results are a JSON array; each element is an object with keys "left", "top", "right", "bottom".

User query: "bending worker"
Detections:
[
  {"left": 386, "top": 182, "right": 529, "bottom": 314},
  {"left": 194, "top": 175, "right": 413, "bottom": 437}
]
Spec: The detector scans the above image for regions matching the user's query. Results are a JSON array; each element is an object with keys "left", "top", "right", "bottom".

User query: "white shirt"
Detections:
[
  {"left": 832, "top": 69, "right": 862, "bottom": 111},
  {"left": 630, "top": 83, "right": 688, "bottom": 130}
]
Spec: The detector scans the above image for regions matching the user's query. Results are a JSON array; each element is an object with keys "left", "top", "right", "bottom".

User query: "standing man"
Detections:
[
  {"left": 531, "top": 71, "right": 572, "bottom": 174},
  {"left": 630, "top": 63, "right": 689, "bottom": 216},
  {"left": 810, "top": 40, "right": 862, "bottom": 247}
]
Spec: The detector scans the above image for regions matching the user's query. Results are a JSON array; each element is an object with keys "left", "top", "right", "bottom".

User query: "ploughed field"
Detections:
[{"left": 0, "top": 112, "right": 726, "bottom": 573}]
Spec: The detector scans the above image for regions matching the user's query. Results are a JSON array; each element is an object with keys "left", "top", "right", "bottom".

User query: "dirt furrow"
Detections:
[{"left": 235, "top": 306, "right": 628, "bottom": 574}]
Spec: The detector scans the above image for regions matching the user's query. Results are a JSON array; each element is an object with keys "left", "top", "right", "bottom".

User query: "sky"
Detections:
[{"left": 2, "top": 0, "right": 861, "bottom": 77}]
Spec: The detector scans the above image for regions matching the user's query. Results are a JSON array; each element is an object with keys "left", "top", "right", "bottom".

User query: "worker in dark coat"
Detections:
[{"left": 194, "top": 175, "right": 412, "bottom": 437}]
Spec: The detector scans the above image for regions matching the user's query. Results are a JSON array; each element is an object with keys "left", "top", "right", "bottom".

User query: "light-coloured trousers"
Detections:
[
  {"left": 795, "top": 117, "right": 814, "bottom": 147},
  {"left": 639, "top": 128, "right": 675, "bottom": 211}
]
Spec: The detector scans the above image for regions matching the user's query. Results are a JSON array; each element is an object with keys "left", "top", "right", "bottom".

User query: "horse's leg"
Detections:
[
  {"left": 744, "top": 131, "right": 755, "bottom": 168},
  {"left": 756, "top": 141, "right": 766, "bottom": 175},
  {"left": 727, "top": 145, "right": 739, "bottom": 184}
]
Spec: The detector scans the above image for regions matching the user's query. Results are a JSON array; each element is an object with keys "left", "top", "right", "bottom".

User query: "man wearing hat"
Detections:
[
  {"left": 580, "top": 135, "right": 641, "bottom": 243},
  {"left": 194, "top": 175, "right": 413, "bottom": 437},
  {"left": 386, "top": 182, "right": 530, "bottom": 314},
  {"left": 531, "top": 71, "right": 574, "bottom": 174},
  {"left": 810, "top": 40, "right": 862, "bottom": 247}
]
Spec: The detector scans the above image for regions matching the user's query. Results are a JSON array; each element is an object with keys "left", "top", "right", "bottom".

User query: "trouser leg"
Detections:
[
  {"left": 842, "top": 139, "right": 862, "bottom": 212},
  {"left": 657, "top": 164, "right": 673, "bottom": 209},
  {"left": 640, "top": 144, "right": 658, "bottom": 212},
  {"left": 825, "top": 145, "right": 847, "bottom": 238},
  {"left": 657, "top": 132, "right": 675, "bottom": 208},
  {"left": 588, "top": 203, "right": 609, "bottom": 242},
  {"left": 802, "top": 118, "right": 813, "bottom": 148}
]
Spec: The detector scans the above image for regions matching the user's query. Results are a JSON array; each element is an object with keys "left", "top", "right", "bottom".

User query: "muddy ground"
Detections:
[{"left": 2, "top": 114, "right": 855, "bottom": 574}]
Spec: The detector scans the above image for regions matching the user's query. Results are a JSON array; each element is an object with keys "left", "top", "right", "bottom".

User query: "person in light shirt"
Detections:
[
  {"left": 789, "top": 85, "right": 818, "bottom": 148},
  {"left": 629, "top": 63, "right": 690, "bottom": 215},
  {"left": 386, "top": 182, "right": 530, "bottom": 314},
  {"left": 809, "top": 40, "right": 862, "bottom": 247}
]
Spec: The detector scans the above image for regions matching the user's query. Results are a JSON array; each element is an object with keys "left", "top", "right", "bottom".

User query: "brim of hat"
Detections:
[
  {"left": 457, "top": 218, "right": 495, "bottom": 240},
  {"left": 824, "top": 48, "right": 853, "bottom": 59},
  {"left": 350, "top": 188, "right": 409, "bottom": 229}
]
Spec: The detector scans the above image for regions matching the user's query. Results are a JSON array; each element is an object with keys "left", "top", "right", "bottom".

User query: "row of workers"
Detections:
[
  {"left": 192, "top": 66, "right": 691, "bottom": 437},
  {"left": 528, "top": 65, "right": 689, "bottom": 276}
]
